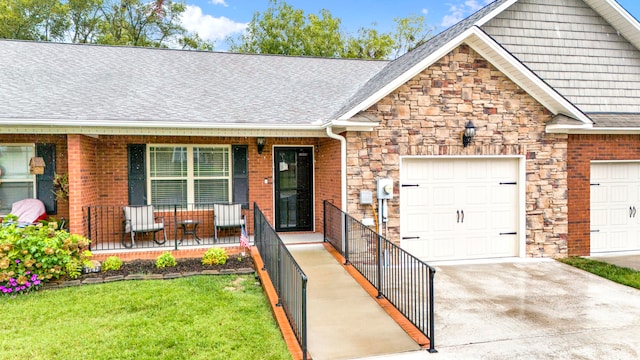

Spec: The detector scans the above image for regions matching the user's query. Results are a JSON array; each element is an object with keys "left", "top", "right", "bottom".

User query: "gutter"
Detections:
[{"left": 326, "top": 126, "right": 347, "bottom": 212}]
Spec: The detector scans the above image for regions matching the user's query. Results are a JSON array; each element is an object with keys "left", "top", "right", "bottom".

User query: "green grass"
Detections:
[
  {"left": 559, "top": 257, "right": 640, "bottom": 289},
  {"left": 0, "top": 275, "right": 291, "bottom": 360}
]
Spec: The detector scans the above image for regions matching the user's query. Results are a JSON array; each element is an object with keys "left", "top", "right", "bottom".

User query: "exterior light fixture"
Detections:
[
  {"left": 462, "top": 120, "right": 476, "bottom": 147},
  {"left": 256, "top": 137, "right": 266, "bottom": 154}
]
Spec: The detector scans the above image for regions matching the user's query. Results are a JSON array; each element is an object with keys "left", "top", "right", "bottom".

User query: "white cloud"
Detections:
[
  {"left": 421, "top": 8, "right": 429, "bottom": 15},
  {"left": 210, "top": 0, "right": 228, "bottom": 6},
  {"left": 440, "top": 1, "right": 493, "bottom": 27},
  {"left": 180, "top": 5, "right": 247, "bottom": 43}
]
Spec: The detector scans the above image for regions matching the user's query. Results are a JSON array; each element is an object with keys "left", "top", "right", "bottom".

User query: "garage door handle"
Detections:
[
  {"left": 461, "top": 210, "right": 464, "bottom": 223},
  {"left": 457, "top": 210, "right": 460, "bottom": 223},
  {"left": 500, "top": 232, "right": 517, "bottom": 235},
  {"left": 402, "top": 236, "right": 420, "bottom": 240},
  {"left": 633, "top": 206, "right": 637, "bottom": 218}
]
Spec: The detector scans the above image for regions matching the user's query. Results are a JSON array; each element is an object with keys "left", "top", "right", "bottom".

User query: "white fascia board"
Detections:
[
  {"left": 586, "top": 0, "right": 640, "bottom": 50},
  {"left": 337, "top": 29, "right": 473, "bottom": 121},
  {"left": 474, "top": 0, "right": 518, "bottom": 27},
  {"left": 467, "top": 29, "right": 592, "bottom": 125},
  {"left": 0, "top": 118, "right": 322, "bottom": 131},
  {"left": 545, "top": 123, "right": 594, "bottom": 133},
  {"left": 548, "top": 126, "right": 640, "bottom": 135},
  {"left": 0, "top": 125, "right": 327, "bottom": 138},
  {"left": 324, "top": 120, "right": 379, "bottom": 132}
]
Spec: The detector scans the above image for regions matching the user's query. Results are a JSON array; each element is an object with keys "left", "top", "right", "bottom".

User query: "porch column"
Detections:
[{"left": 67, "top": 134, "right": 99, "bottom": 235}]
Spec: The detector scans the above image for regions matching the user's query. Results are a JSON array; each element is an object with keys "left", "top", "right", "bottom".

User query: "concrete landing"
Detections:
[{"left": 288, "top": 243, "right": 420, "bottom": 360}]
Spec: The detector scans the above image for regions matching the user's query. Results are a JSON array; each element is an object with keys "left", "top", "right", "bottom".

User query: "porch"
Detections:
[{"left": 84, "top": 203, "right": 251, "bottom": 252}]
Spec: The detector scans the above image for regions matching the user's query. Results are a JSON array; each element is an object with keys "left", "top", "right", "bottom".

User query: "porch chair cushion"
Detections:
[
  {"left": 10, "top": 198, "right": 47, "bottom": 225},
  {"left": 214, "top": 203, "right": 245, "bottom": 240},
  {"left": 122, "top": 205, "right": 167, "bottom": 247}
]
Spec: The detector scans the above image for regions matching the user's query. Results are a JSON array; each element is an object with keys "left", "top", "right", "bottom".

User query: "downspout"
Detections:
[{"left": 326, "top": 126, "right": 347, "bottom": 212}]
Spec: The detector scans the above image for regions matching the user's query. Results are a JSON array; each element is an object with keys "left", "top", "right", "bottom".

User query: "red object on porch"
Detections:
[{"left": 10, "top": 199, "right": 47, "bottom": 224}]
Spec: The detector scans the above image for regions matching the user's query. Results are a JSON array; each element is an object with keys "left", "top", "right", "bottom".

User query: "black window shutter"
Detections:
[
  {"left": 36, "top": 143, "right": 56, "bottom": 214},
  {"left": 232, "top": 145, "right": 248, "bottom": 208},
  {"left": 128, "top": 144, "right": 147, "bottom": 205}
]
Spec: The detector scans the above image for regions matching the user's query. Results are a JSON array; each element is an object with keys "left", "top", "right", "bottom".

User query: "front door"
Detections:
[{"left": 274, "top": 147, "right": 313, "bottom": 232}]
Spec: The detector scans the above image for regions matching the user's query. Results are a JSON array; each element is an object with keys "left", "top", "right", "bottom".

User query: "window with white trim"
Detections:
[
  {"left": 0, "top": 144, "right": 36, "bottom": 214},
  {"left": 148, "top": 145, "right": 231, "bottom": 206}
]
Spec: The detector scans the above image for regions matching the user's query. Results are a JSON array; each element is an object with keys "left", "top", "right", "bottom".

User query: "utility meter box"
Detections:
[
  {"left": 360, "top": 190, "right": 373, "bottom": 205},
  {"left": 377, "top": 178, "right": 394, "bottom": 199}
]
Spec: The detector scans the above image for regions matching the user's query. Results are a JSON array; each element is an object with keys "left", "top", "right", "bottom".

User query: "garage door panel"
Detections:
[
  {"left": 404, "top": 187, "right": 429, "bottom": 207},
  {"left": 401, "top": 158, "right": 519, "bottom": 262}
]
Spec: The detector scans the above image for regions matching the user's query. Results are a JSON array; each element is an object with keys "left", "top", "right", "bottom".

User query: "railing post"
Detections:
[
  {"left": 428, "top": 266, "right": 437, "bottom": 353},
  {"left": 323, "top": 200, "right": 327, "bottom": 243},
  {"left": 343, "top": 213, "right": 349, "bottom": 265},
  {"left": 173, "top": 204, "right": 179, "bottom": 250},
  {"left": 86, "top": 207, "right": 92, "bottom": 250},
  {"left": 276, "top": 242, "right": 283, "bottom": 307},
  {"left": 376, "top": 234, "right": 383, "bottom": 299},
  {"left": 302, "top": 276, "right": 308, "bottom": 360}
]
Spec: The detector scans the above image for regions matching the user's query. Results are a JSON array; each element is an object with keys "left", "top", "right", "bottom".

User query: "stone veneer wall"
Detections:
[{"left": 346, "top": 45, "right": 569, "bottom": 258}]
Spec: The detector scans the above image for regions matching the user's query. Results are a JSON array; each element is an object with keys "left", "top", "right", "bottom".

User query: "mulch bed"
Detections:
[{"left": 49, "top": 256, "right": 256, "bottom": 287}]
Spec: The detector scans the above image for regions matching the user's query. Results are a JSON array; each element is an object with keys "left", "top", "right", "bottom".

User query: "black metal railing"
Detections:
[
  {"left": 84, "top": 203, "right": 250, "bottom": 251},
  {"left": 254, "top": 203, "right": 308, "bottom": 360},
  {"left": 323, "top": 200, "right": 437, "bottom": 353}
]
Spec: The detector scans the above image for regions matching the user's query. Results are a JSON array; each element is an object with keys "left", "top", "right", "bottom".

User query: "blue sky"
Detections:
[{"left": 178, "top": 0, "right": 640, "bottom": 51}]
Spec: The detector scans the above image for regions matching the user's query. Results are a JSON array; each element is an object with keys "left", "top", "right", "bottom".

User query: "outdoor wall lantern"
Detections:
[
  {"left": 256, "top": 137, "right": 266, "bottom": 154},
  {"left": 462, "top": 120, "right": 476, "bottom": 147}
]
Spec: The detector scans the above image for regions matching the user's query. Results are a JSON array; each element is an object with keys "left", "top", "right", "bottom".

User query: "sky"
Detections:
[{"left": 178, "top": 0, "right": 640, "bottom": 51}]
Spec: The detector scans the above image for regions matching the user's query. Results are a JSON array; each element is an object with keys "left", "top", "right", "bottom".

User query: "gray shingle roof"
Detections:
[
  {"left": 590, "top": 113, "right": 640, "bottom": 127},
  {"left": 0, "top": 40, "right": 387, "bottom": 127}
]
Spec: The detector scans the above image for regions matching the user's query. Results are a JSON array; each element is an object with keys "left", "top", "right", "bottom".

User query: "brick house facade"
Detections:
[{"left": 3, "top": 0, "right": 640, "bottom": 260}]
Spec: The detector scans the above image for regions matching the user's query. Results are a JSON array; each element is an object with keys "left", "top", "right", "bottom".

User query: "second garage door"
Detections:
[
  {"left": 591, "top": 162, "right": 640, "bottom": 254},
  {"left": 400, "top": 158, "right": 519, "bottom": 262}
]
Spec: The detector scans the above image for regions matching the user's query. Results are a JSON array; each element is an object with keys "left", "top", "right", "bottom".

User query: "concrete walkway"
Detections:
[{"left": 287, "top": 243, "right": 421, "bottom": 360}]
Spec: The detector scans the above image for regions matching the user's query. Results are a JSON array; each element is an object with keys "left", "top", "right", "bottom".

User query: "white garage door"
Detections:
[
  {"left": 400, "top": 158, "right": 519, "bottom": 262},
  {"left": 590, "top": 162, "right": 640, "bottom": 253}
]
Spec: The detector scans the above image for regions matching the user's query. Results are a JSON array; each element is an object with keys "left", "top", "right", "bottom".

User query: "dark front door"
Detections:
[{"left": 274, "top": 147, "right": 313, "bottom": 232}]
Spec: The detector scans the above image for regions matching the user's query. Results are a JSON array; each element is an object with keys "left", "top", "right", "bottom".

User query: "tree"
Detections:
[
  {"left": 227, "top": 0, "right": 432, "bottom": 59},
  {"left": 0, "top": 0, "right": 213, "bottom": 50},
  {"left": 0, "top": 0, "right": 68, "bottom": 41},
  {"left": 228, "top": 1, "right": 344, "bottom": 57}
]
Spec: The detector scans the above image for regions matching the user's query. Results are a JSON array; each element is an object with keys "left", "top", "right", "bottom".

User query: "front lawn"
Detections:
[
  {"left": 0, "top": 275, "right": 291, "bottom": 360},
  {"left": 559, "top": 257, "right": 640, "bottom": 289}
]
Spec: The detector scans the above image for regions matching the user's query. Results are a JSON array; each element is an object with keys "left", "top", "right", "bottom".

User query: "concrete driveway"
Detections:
[{"left": 357, "top": 259, "right": 640, "bottom": 360}]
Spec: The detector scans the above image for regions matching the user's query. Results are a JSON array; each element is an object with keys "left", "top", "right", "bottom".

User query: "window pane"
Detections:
[
  {"left": 195, "top": 179, "right": 229, "bottom": 204},
  {"left": 0, "top": 146, "right": 34, "bottom": 179},
  {"left": 151, "top": 180, "right": 187, "bottom": 206},
  {"left": 150, "top": 147, "right": 187, "bottom": 177},
  {"left": 0, "top": 182, "right": 34, "bottom": 214},
  {"left": 194, "top": 147, "right": 229, "bottom": 177}
]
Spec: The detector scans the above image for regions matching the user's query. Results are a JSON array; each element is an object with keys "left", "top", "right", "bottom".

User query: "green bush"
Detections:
[
  {"left": 0, "top": 215, "right": 91, "bottom": 296},
  {"left": 102, "top": 256, "right": 123, "bottom": 271},
  {"left": 155, "top": 252, "right": 177, "bottom": 268},
  {"left": 202, "top": 247, "right": 227, "bottom": 265}
]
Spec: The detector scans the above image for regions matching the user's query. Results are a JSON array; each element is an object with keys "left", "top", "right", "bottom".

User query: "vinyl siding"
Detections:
[{"left": 482, "top": 0, "right": 640, "bottom": 113}]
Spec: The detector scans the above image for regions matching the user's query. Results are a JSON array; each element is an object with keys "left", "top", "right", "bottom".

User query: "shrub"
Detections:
[
  {"left": 202, "top": 247, "right": 227, "bottom": 265},
  {"left": 102, "top": 256, "right": 123, "bottom": 272},
  {"left": 156, "top": 252, "right": 177, "bottom": 268},
  {"left": 0, "top": 215, "right": 91, "bottom": 296}
]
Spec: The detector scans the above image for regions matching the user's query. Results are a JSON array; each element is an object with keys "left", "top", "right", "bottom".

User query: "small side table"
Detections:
[{"left": 179, "top": 220, "right": 201, "bottom": 244}]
